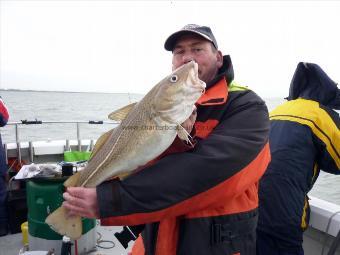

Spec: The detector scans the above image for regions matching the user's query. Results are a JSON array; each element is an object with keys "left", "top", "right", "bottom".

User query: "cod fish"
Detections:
[{"left": 45, "top": 61, "right": 206, "bottom": 239}]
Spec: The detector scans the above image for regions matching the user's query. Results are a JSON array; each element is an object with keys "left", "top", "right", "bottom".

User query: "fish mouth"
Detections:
[
  {"left": 189, "top": 61, "right": 206, "bottom": 90},
  {"left": 192, "top": 60, "right": 198, "bottom": 72}
]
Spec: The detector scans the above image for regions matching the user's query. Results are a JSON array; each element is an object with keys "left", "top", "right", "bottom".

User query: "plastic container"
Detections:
[
  {"left": 21, "top": 221, "right": 29, "bottom": 245},
  {"left": 26, "top": 178, "right": 95, "bottom": 240}
]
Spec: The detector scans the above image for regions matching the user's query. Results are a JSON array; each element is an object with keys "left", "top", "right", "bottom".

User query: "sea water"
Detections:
[{"left": 0, "top": 90, "right": 339, "bottom": 204}]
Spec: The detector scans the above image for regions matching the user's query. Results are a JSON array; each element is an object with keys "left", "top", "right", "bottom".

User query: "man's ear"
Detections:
[{"left": 216, "top": 50, "right": 223, "bottom": 68}]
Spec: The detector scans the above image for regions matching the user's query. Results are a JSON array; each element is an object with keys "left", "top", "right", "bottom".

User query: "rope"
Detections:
[{"left": 96, "top": 231, "right": 115, "bottom": 249}]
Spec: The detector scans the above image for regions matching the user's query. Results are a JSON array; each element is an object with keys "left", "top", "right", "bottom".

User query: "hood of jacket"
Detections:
[{"left": 287, "top": 62, "right": 340, "bottom": 110}]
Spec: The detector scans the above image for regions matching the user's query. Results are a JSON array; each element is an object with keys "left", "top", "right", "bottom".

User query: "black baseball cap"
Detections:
[{"left": 164, "top": 24, "right": 218, "bottom": 51}]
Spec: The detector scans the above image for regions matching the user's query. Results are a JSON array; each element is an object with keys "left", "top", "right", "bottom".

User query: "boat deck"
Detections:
[
  {"left": 0, "top": 225, "right": 133, "bottom": 255},
  {"left": 2, "top": 217, "right": 340, "bottom": 255}
]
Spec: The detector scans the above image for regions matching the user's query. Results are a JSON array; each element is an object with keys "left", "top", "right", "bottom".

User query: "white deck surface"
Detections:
[{"left": 0, "top": 225, "right": 133, "bottom": 255}]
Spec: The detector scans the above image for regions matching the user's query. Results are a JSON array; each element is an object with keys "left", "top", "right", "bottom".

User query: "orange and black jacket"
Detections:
[
  {"left": 258, "top": 62, "right": 340, "bottom": 249},
  {"left": 97, "top": 56, "right": 271, "bottom": 255}
]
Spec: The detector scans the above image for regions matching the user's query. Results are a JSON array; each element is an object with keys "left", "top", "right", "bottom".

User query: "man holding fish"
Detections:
[{"left": 60, "top": 24, "right": 271, "bottom": 255}]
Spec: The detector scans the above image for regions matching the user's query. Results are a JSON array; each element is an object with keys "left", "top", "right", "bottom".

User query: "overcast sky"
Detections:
[{"left": 1, "top": 0, "right": 339, "bottom": 98}]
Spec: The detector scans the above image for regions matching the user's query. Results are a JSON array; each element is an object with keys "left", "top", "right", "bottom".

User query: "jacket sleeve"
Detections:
[
  {"left": 97, "top": 91, "right": 270, "bottom": 225},
  {"left": 0, "top": 97, "right": 9, "bottom": 127},
  {"left": 314, "top": 107, "right": 340, "bottom": 174}
]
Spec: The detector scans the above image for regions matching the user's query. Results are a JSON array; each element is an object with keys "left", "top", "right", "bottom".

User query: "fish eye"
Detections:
[{"left": 170, "top": 75, "right": 178, "bottom": 83}]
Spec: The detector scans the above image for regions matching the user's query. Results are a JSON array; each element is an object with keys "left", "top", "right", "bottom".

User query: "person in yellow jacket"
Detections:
[
  {"left": 257, "top": 62, "right": 340, "bottom": 255},
  {"left": 63, "top": 24, "right": 271, "bottom": 255}
]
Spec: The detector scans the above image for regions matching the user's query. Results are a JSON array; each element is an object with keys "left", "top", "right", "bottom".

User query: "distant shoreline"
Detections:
[
  {"left": 0, "top": 88, "right": 142, "bottom": 95},
  {"left": 0, "top": 89, "right": 285, "bottom": 100}
]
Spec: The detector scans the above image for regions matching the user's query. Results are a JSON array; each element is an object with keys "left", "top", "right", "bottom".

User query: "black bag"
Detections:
[{"left": 7, "top": 178, "right": 27, "bottom": 234}]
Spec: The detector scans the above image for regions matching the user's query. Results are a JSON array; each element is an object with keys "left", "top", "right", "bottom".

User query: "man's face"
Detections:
[{"left": 172, "top": 34, "right": 223, "bottom": 84}]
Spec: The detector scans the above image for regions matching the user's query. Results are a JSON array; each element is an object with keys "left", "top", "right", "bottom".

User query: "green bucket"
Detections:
[
  {"left": 63, "top": 151, "right": 92, "bottom": 162},
  {"left": 27, "top": 179, "right": 95, "bottom": 240}
]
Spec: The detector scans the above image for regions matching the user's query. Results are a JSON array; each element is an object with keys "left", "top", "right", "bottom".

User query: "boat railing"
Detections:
[{"left": 4, "top": 119, "right": 120, "bottom": 164}]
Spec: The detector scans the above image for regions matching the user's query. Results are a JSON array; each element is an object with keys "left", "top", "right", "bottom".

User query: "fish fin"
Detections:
[
  {"left": 90, "top": 129, "right": 114, "bottom": 159},
  {"left": 64, "top": 171, "right": 82, "bottom": 187},
  {"left": 45, "top": 206, "right": 82, "bottom": 240},
  {"left": 177, "top": 125, "right": 194, "bottom": 147},
  {"left": 108, "top": 102, "right": 138, "bottom": 121}
]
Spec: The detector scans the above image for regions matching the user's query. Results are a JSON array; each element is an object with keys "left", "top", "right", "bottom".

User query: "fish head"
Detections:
[{"left": 153, "top": 61, "right": 206, "bottom": 124}]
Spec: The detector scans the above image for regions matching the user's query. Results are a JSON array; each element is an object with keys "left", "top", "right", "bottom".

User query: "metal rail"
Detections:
[{"left": 5, "top": 119, "right": 120, "bottom": 164}]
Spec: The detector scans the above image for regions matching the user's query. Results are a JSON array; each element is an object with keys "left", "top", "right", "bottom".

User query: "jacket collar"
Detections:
[
  {"left": 196, "top": 55, "right": 233, "bottom": 106},
  {"left": 196, "top": 77, "right": 228, "bottom": 106}
]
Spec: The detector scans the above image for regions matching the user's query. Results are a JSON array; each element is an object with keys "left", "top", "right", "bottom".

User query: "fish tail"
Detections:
[{"left": 45, "top": 206, "right": 82, "bottom": 240}]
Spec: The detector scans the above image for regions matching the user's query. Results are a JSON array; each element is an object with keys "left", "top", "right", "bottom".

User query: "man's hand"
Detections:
[
  {"left": 62, "top": 187, "right": 99, "bottom": 219},
  {"left": 181, "top": 106, "right": 197, "bottom": 134}
]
